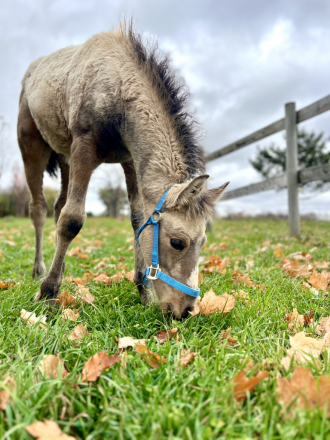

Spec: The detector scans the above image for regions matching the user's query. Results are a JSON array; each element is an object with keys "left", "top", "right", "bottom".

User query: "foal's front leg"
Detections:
[{"left": 37, "top": 138, "right": 101, "bottom": 302}]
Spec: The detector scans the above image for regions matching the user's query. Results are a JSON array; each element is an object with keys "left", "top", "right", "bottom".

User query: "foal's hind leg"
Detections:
[
  {"left": 122, "top": 162, "right": 154, "bottom": 305},
  {"left": 17, "top": 93, "right": 51, "bottom": 279},
  {"left": 37, "top": 136, "right": 101, "bottom": 302}
]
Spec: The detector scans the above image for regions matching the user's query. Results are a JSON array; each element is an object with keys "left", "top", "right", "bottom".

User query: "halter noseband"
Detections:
[{"left": 136, "top": 188, "right": 200, "bottom": 298}]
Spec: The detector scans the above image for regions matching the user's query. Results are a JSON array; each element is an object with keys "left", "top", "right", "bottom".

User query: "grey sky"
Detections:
[{"left": 1, "top": 0, "right": 329, "bottom": 217}]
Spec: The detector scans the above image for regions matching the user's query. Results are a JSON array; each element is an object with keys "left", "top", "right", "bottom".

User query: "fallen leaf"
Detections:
[
  {"left": 281, "top": 331, "right": 327, "bottom": 370},
  {"left": 39, "top": 355, "right": 69, "bottom": 379},
  {"left": 233, "top": 370, "right": 269, "bottom": 402},
  {"left": 61, "top": 309, "right": 79, "bottom": 322},
  {"left": 128, "top": 245, "right": 134, "bottom": 251},
  {"left": 63, "top": 275, "right": 74, "bottom": 283},
  {"left": 189, "top": 288, "right": 235, "bottom": 316},
  {"left": 274, "top": 249, "right": 283, "bottom": 258},
  {"left": 81, "top": 351, "right": 121, "bottom": 382},
  {"left": 316, "top": 316, "right": 330, "bottom": 336},
  {"left": 135, "top": 344, "right": 166, "bottom": 369},
  {"left": 179, "top": 348, "right": 196, "bottom": 367},
  {"left": 284, "top": 308, "right": 313, "bottom": 333},
  {"left": 239, "top": 357, "right": 255, "bottom": 371},
  {"left": 94, "top": 273, "right": 108, "bottom": 283},
  {"left": 220, "top": 327, "right": 238, "bottom": 346},
  {"left": 153, "top": 328, "right": 178, "bottom": 344},
  {"left": 263, "top": 240, "right": 271, "bottom": 246},
  {"left": 313, "top": 261, "right": 330, "bottom": 269},
  {"left": 308, "top": 271, "right": 330, "bottom": 291},
  {"left": 277, "top": 366, "right": 330, "bottom": 417},
  {"left": 125, "top": 270, "right": 135, "bottom": 283},
  {"left": 4, "top": 240, "right": 16, "bottom": 246},
  {"left": 20, "top": 309, "right": 47, "bottom": 329},
  {"left": 25, "top": 419, "right": 75, "bottom": 439},
  {"left": 116, "top": 336, "right": 147, "bottom": 350},
  {"left": 0, "top": 376, "right": 16, "bottom": 411},
  {"left": 232, "top": 289, "right": 249, "bottom": 301},
  {"left": 231, "top": 270, "right": 254, "bottom": 287},
  {"left": 56, "top": 290, "right": 76, "bottom": 308},
  {"left": 0, "top": 281, "right": 15, "bottom": 289},
  {"left": 68, "top": 324, "right": 91, "bottom": 344},
  {"left": 76, "top": 286, "right": 95, "bottom": 304}
]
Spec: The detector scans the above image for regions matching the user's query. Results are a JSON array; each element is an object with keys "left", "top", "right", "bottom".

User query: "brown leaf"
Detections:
[
  {"left": 94, "top": 273, "right": 108, "bottom": 283},
  {"left": 191, "top": 288, "right": 235, "bottom": 316},
  {"left": 233, "top": 370, "right": 269, "bottom": 402},
  {"left": 179, "top": 349, "right": 196, "bottom": 367},
  {"left": 153, "top": 328, "right": 178, "bottom": 344},
  {"left": 308, "top": 271, "right": 330, "bottom": 291},
  {"left": 125, "top": 270, "right": 135, "bottom": 283},
  {"left": 81, "top": 351, "right": 121, "bottom": 382},
  {"left": 0, "top": 281, "right": 15, "bottom": 289},
  {"left": 116, "top": 336, "right": 147, "bottom": 350},
  {"left": 220, "top": 327, "right": 238, "bottom": 346},
  {"left": 135, "top": 344, "right": 167, "bottom": 369},
  {"left": 281, "top": 331, "right": 327, "bottom": 370},
  {"left": 61, "top": 309, "right": 79, "bottom": 322},
  {"left": 4, "top": 240, "right": 16, "bottom": 246},
  {"left": 239, "top": 357, "right": 255, "bottom": 372},
  {"left": 39, "top": 355, "right": 69, "bottom": 379},
  {"left": 128, "top": 245, "right": 134, "bottom": 252},
  {"left": 284, "top": 308, "right": 307, "bottom": 333},
  {"left": 20, "top": 309, "right": 47, "bottom": 329},
  {"left": 277, "top": 366, "right": 330, "bottom": 417},
  {"left": 231, "top": 270, "right": 254, "bottom": 287},
  {"left": 68, "top": 325, "right": 91, "bottom": 344},
  {"left": 104, "top": 272, "right": 125, "bottom": 285},
  {"left": 25, "top": 419, "right": 75, "bottom": 439},
  {"left": 56, "top": 290, "right": 76, "bottom": 308},
  {"left": 0, "top": 376, "right": 16, "bottom": 411},
  {"left": 274, "top": 249, "right": 283, "bottom": 258},
  {"left": 76, "top": 287, "right": 95, "bottom": 304},
  {"left": 316, "top": 316, "right": 330, "bottom": 336}
]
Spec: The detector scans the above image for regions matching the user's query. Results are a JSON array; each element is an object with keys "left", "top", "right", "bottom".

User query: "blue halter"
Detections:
[{"left": 136, "top": 188, "right": 200, "bottom": 298}]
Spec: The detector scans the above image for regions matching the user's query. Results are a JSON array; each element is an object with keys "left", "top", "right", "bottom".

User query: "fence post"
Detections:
[{"left": 285, "top": 102, "right": 300, "bottom": 236}]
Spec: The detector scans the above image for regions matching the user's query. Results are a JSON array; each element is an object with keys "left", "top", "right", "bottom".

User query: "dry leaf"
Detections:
[
  {"left": 277, "top": 366, "right": 330, "bottom": 417},
  {"left": 281, "top": 331, "right": 327, "bottom": 370},
  {"left": 128, "top": 245, "right": 134, "bottom": 251},
  {"left": 135, "top": 344, "right": 166, "bottom": 369},
  {"left": 153, "top": 328, "right": 178, "bottom": 344},
  {"left": 104, "top": 272, "right": 125, "bottom": 285},
  {"left": 56, "top": 290, "right": 76, "bottom": 308},
  {"left": 179, "top": 349, "right": 196, "bottom": 367},
  {"left": 125, "top": 270, "right": 135, "bottom": 283},
  {"left": 233, "top": 370, "right": 269, "bottom": 402},
  {"left": 0, "top": 281, "right": 15, "bottom": 289},
  {"left": 39, "top": 355, "right": 69, "bottom": 379},
  {"left": 61, "top": 309, "right": 79, "bottom": 322},
  {"left": 116, "top": 336, "right": 147, "bottom": 350},
  {"left": 307, "top": 271, "right": 330, "bottom": 291},
  {"left": 4, "top": 240, "right": 16, "bottom": 246},
  {"left": 284, "top": 308, "right": 313, "bottom": 333},
  {"left": 220, "top": 327, "right": 238, "bottom": 346},
  {"left": 0, "top": 376, "right": 16, "bottom": 411},
  {"left": 94, "top": 273, "right": 108, "bottom": 283},
  {"left": 63, "top": 275, "right": 74, "bottom": 283},
  {"left": 81, "top": 351, "right": 121, "bottom": 382},
  {"left": 231, "top": 270, "right": 254, "bottom": 287},
  {"left": 68, "top": 325, "right": 91, "bottom": 344},
  {"left": 239, "top": 357, "right": 255, "bottom": 371},
  {"left": 190, "top": 288, "right": 235, "bottom": 316},
  {"left": 274, "top": 249, "right": 283, "bottom": 258},
  {"left": 316, "top": 316, "right": 330, "bottom": 336},
  {"left": 20, "top": 309, "right": 47, "bottom": 329},
  {"left": 25, "top": 419, "right": 75, "bottom": 439},
  {"left": 76, "top": 286, "right": 95, "bottom": 304}
]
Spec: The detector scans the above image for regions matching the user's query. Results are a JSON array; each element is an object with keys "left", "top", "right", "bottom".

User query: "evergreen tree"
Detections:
[{"left": 250, "top": 129, "right": 330, "bottom": 191}]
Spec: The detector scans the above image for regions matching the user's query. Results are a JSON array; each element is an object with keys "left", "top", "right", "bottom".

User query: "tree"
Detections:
[
  {"left": 250, "top": 129, "right": 330, "bottom": 191},
  {"left": 99, "top": 186, "right": 128, "bottom": 217}
]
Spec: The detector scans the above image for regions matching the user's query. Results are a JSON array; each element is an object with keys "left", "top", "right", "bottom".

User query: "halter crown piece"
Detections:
[{"left": 136, "top": 188, "right": 200, "bottom": 298}]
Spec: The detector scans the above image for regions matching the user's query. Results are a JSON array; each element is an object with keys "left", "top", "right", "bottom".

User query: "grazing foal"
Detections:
[{"left": 17, "top": 23, "right": 228, "bottom": 319}]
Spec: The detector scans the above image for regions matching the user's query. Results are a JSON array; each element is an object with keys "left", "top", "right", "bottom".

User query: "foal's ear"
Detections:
[
  {"left": 202, "top": 181, "right": 230, "bottom": 205},
  {"left": 166, "top": 175, "right": 209, "bottom": 208}
]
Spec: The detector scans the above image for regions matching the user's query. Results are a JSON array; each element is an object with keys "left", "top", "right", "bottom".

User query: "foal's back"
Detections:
[{"left": 22, "top": 29, "right": 134, "bottom": 160}]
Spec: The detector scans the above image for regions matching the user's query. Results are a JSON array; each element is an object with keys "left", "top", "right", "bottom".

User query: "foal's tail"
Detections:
[{"left": 46, "top": 150, "right": 59, "bottom": 177}]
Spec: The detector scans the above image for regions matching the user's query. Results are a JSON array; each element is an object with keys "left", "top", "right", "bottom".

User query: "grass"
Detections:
[{"left": 0, "top": 216, "right": 330, "bottom": 439}]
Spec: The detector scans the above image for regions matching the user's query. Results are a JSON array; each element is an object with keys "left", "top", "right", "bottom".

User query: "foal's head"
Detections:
[{"left": 139, "top": 175, "right": 228, "bottom": 319}]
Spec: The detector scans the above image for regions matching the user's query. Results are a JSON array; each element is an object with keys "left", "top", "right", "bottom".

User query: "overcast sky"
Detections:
[{"left": 1, "top": 0, "right": 330, "bottom": 218}]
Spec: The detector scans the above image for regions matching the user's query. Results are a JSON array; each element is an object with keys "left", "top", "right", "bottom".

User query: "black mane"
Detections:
[{"left": 127, "top": 22, "right": 205, "bottom": 179}]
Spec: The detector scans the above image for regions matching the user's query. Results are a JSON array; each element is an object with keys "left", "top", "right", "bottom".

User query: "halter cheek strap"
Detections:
[{"left": 136, "top": 188, "right": 200, "bottom": 298}]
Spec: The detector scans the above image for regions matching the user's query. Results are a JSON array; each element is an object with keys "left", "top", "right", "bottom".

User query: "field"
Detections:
[{"left": 1, "top": 216, "right": 330, "bottom": 440}]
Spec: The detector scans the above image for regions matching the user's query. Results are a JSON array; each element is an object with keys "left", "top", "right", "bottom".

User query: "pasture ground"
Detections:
[{"left": 0, "top": 216, "right": 330, "bottom": 439}]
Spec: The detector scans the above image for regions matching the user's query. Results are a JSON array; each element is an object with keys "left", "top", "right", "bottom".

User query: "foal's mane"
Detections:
[{"left": 124, "top": 21, "right": 205, "bottom": 180}]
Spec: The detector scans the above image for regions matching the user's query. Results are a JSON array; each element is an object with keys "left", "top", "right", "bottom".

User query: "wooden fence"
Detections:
[{"left": 205, "top": 95, "right": 330, "bottom": 235}]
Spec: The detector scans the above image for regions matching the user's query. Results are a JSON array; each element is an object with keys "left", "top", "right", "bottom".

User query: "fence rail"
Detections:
[{"left": 206, "top": 94, "right": 330, "bottom": 235}]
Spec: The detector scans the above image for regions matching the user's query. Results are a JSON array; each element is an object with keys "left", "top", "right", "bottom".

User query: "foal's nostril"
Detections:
[{"left": 181, "top": 306, "right": 193, "bottom": 320}]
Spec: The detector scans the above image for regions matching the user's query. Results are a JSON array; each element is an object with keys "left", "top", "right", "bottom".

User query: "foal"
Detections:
[{"left": 17, "top": 23, "right": 228, "bottom": 319}]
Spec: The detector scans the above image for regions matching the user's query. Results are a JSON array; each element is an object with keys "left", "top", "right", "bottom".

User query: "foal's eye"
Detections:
[{"left": 170, "top": 238, "right": 185, "bottom": 251}]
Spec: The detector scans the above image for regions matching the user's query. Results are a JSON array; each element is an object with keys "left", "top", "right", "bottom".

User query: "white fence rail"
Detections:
[{"left": 205, "top": 94, "right": 330, "bottom": 235}]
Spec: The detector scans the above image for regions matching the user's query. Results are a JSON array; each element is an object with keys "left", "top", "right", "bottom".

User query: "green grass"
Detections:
[{"left": 0, "top": 216, "right": 330, "bottom": 439}]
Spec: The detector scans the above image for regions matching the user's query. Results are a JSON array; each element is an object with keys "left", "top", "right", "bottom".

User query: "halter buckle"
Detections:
[
  {"left": 146, "top": 265, "right": 160, "bottom": 280},
  {"left": 150, "top": 212, "right": 161, "bottom": 224}
]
